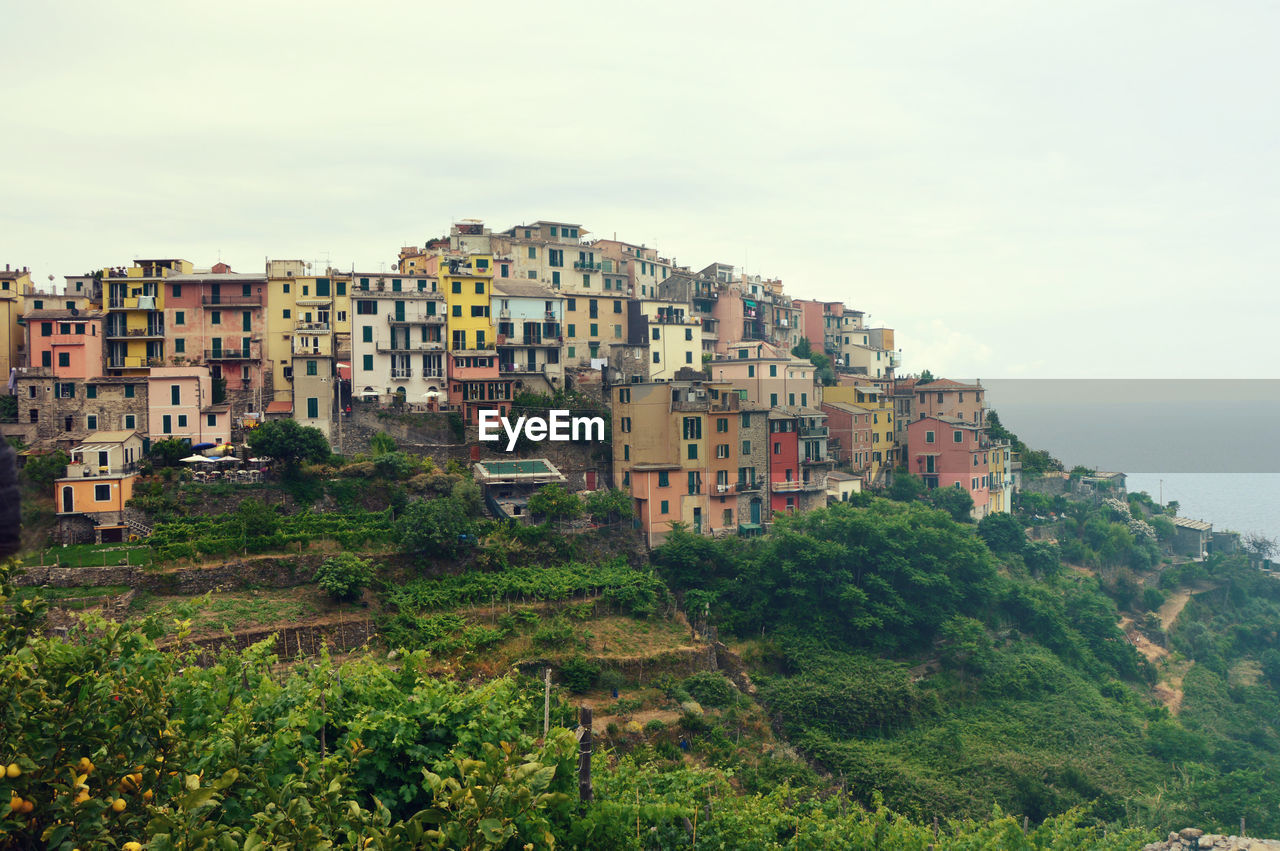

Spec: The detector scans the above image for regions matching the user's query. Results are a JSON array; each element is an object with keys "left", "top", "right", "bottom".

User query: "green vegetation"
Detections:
[
  {"left": 21, "top": 543, "right": 151, "bottom": 568},
  {"left": 986, "top": 410, "right": 1063, "bottom": 476},
  {"left": 314, "top": 553, "right": 376, "bottom": 602},
  {"left": 246, "top": 418, "right": 331, "bottom": 468},
  {"left": 147, "top": 508, "right": 394, "bottom": 562}
]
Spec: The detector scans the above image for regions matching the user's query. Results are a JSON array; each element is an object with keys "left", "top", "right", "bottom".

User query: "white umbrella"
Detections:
[
  {"left": 423, "top": 390, "right": 441, "bottom": 398},
  {"left": 180, "top": 455, "right": 208, "bottom": 463},
  {"left": 213, "top": 456, "right": 239, "bottom": 463}
]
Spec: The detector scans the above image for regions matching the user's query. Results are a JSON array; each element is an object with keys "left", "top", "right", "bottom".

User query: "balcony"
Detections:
[
  {"left": 499, "top": 362, "right": 547, "bottom": 375},
  {"left": 67, "top": 462, "right": 140, "bottom": 478},
  {"left": 49, "top": 334, "right": 86, "bottom": 346},
  {"left": 714, "top": 483, "right": 732, "bottom": 494},
  {"left": 295, "top": 295, "right": 333, "bottom": 306},
  {"left": 375, "top": 340, "right": 443, "bottom": 354},
  {"left": 799, "top": 425, "right": 828, "bottom": 437},
  {"left": 801, "top": 477, "right": 828, "bottom": 491},
  {"left": 106, "top": 326, "right": 165, "bottom": 339},
  {"left": 391, "top": 368, "right": 413, "bottom": 380},
  {"left": 387, "top": 313, "right": 444, "bottom": 325},
  {"left": 294, "top": 321, "right": 331, "bottom": 333},
  {"left": 498, "top": 335, "right": 555, "bottom": 347},
  {"left": 201, "top": 294, "right": 263, "bottom": 307},
  {"left": 205, "top": 347, "right": 261, "bottom": 361},
  {"left": 771, "top": 480, "right": 801, "bottom": 493},
  {"left": 108, "top": 357, "right": 164, "bottom": 369},
  {"left": 573, "top": 261, "right": 602, "bottom": 271},
  {"left": 735, "top": 480, "right": 761, "bottom": 493},
  {"left": 802, "top": 455, "right": 830, "bottom": 465}
]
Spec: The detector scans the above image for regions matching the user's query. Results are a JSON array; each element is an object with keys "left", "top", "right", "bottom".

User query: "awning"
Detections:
[
  {"left": 73, "top": 444, "right": 113, "bottom": 455},
  {"left": 265, "top": 400, "right": 293, "bottom": 414}
]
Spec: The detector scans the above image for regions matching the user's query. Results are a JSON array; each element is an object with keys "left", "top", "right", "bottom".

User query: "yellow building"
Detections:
[
  {"left": 264, "top": 261, "right": 353, "bottom": 405},
  {"left": 101, "top": 259, "right": 191, "bottom": 374},
  {"left": 0, "top": 265, "right": 32, "bottom": 378},
  {"left": 439, "top": 253, "right": 494, "bottom": 351},
  {"left": 823, "top": 383, "right": 896, "bottom": 483},
  {"left": 987, "top": 441, "right": 1013, "bottom": 514}
]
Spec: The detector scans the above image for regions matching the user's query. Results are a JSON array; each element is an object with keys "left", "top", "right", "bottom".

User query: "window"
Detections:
[
  {"left": 567, "top": 346, "right": 575, "bottom": 358},
  {"left": 688, "top": 471, "right": 699, "bottom": 494},
  {"left": 583, "top": 275, "right": 591, "bottom": 287},
  {"left": 567, "top": 298, "right": 576, "bottom": 311},
  {"left": 207, "top": 413, "right": 217, "bottom": 427},
  {"left": 618, "top": 388, "right": 631, "bottom": 404},
  {"left": 94, "top": 484, "right": 111, "bottom": 502},
  {"left": 789, "top": 393, "right": 795, "bottom": 406},
  {"left": 474, "top": 282, "right": 484, "bottom": 294},
  {"left": 682, "top": 417, "right": 702, "bottom": 439},
  {"left": 211, "top": 310, "right": 221, "bottom": 325},
  {"left": 58, "top": 352, "right": 70, "bottom": 367},
  {"left": 589, "top": 323, "right": 597, "bottom": 337},
  {"left": 658, "top": 471, "right": 669, "bottom": 488},
  {"left": 362, "top": 326, "right": 373, "bottom": 343},
  {"left": 356, "top": 300, "right": 377, "bottom": 315},
  {"left": 925, "top": 430, "right": 935, "bottom": 444},
  {"left": 86, "top": 385, "right": 97, "bottom": 399},
  {"left": 741, "top": 440, "right": 751, "bottom": 455},
  {"left": 528, "top": 246, "right": 537, "bottom": 259},
  {"left": 717, "top": 417, "right": 728, "bottom": 432},
  {"left": 747, "top": 365, "right": 755, "bottom": 377},
  {"left": 471, "top": 305, "right": 488, "bottom": 318},
  {"left": 774, "top": 442, "right": 781, "bottom": 455},
  {"left": 685, "top": 352, "right": 693, "bottom": 363},
  {"left": 567, "top": 323, "right": 576, "bottom": 337},
  {"left": 41, "top": 322, "right": 52, "bottom": 337},
  {"left": 549, "top": 249, "right": 563, "bottom": 267},
  {"left": 175, "top": 338, "right": 185, "bottom": 353},
  {"left": 307, "top": 397, "right": 319, "bottom": 418},
  {"left": 614, "top": 324, "right": 621, "bottom": 338},
  {"left": 652, "top": 352, "right": 660, "bottom": 364},
  {"left": 953, "top": 430, "right": 963, "bottom": 443},
  {"left": 86, "top": 415, "right": 97, "bottom": 430},
  {"left": 652, "top": 327, "right": 660, "bottom": 341},
  {"left": 688, "top": 443, "right": 698, "bottom": 460},
  {"left": 124, "top": 414, "right": 135, "bottom": 429},
  {"left": 177, "top": 415, "right": 187, "bottom": 428},
  {"left": 613, "top": 300, "right": 622, "bottom": 313},
  {"left": 170, "top": 385, "right": 180, "bottom": 405},
  {"left": 685, "top": 328, "right": 692, "bottom": 341},
  {"left": 770, "top": 393, "right": 778, "bottom": 407},
  {"left": 242, "top": 311, "right": 251, "bottom": 331},
  {"left": 452, "top": 305, "right": 462, "bottom": 317},
  {"left": 175, "top": 310, "right": 185, "bottom": 325},
  {"left": 716, "top": 444, "right": 729, "bottom": 459},
  {"left": 124, "top": 385, "right": 134, "bottom": 398},
  {"left": 283, "top": 309, "right": 291, "bottom": 319},
  {"left": 451, "top": 281, "right": 462, "bottom": 294},
  {"left": 623, "top": 444, "right": 630, "bottom": 460},
  {"left": 552, "top": 271, "right": 560, "bottom": 286},
  {"left": 283, "top": 282, "right": 290, "bottom": 294},
  {"left": 171, "top": 284, "right": 182, "bottom": 298},
  {"left": 660, "top": 500, "right": 669, "bottom": 515},
  {"left": 620, "top": 417, "right": 631, "bottom": 433},
  {"left": 307, "top": 360, "right": 318, "bottom": 376}
]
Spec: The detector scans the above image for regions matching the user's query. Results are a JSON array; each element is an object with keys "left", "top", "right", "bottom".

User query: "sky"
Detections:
[{"left": 3, "top": 0, "right": 1278, "bottom": 379}]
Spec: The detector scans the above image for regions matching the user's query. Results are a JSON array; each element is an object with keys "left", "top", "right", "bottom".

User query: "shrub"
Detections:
[
  {"left": 559, "top": 656, "right": 599, "bottom": 693},
  {"left": 314, "top": 553, "right": 375, "bottom": 602},
  {"left": 682, "top": 671, "right": 737, "bottom": 708},
  {"left": 533, "top": 616, "right": 576, "bottom": 649},
  {"left": 598, "top": 668, "right": 626, "bottom": 693},
  {"left": 20, "top": 450, "right": 70, "bottom": 489},
  {"left": 978, "top": 512, "right": 1026, "bottom": 553},
  {"left": 1142, "top": 587, "right": 1166, "bottom": 613},
  {"left": 397, "top": 498, "right": 476, "bottom": 560}
]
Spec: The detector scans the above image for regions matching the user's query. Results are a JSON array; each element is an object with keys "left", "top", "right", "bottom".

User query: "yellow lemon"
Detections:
[
  {"left": 4, "top": 763, "right": 19, "bottom": 779},
  {"left": 112, "top": 798, "right": 127, "bottom": 813}
]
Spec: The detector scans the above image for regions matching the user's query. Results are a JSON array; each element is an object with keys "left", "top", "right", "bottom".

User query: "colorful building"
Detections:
[
  {"left": 264, "top": 260, "right": 353, "bottom": 414},
  {"left": 913, "top": 378, "right": 986, "bottom": 426},
  {"left": 0, "top": 265, "right": 33, "bottom": 380},
  {"left": 146, "top": 366, "right": 230, "bottom": 445},
  {"left": 103, "top": 259, "right": 192, "bottom": 373},
  {"left": 350, "top": 273, "right": 447, "bottom": 408},
  {"left": 447, "top": 350, "right": 512, "bottom": 424},
  {"left": 906, "top": 416, "right": 1011, "bottom": 519},
  {"left": 492, "top": 280, "right": 564, "bottom": 395},
  {"left": 54, "top": 430, "right": 145, "bottom": 543}
]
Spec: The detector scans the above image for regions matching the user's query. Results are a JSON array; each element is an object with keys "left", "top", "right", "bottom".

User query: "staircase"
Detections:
[{"left": 126, "top": 517, "right": 153, "bottom": 539}]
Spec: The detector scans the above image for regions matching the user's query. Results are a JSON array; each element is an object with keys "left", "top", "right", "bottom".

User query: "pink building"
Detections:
[
  {"left": 906, "top": 416, "right": 992, "bottom": 518},
  {"left": 147, "top": 366, "right": 230, "bottom": 445},
  {"left": 913, "top": 378, "right": 986, "bottom": 426},
  {"left": 25, "top": 310, "right": 106, "bottom": 379},
  {"left": 793, "top": 299, "right": 843, "bottom": 354},
  {"left": 164, "top": 267, "right": 269, "bottom": 407},
  {"left": 820, "top": 401, "right": 876, "bottom": 475},
  {"left": 447, "top": 350, "right": 513, "bottom": 424}
]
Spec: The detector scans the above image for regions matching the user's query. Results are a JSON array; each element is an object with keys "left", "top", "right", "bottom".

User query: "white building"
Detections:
[
  {"left": 492, "top": 280, "right": 565, "bottom": 395},
  {"left": 350, "top": 274, "right": 447, "bottom": 409}
]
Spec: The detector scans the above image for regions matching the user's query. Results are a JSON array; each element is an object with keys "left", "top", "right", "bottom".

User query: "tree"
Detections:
[
  {"left": 1243, "top": 532, "right": 1278, "bottom": 561},
  {"left": 247, "top": 419, "right": 331, "bottom": 467},
  {"left": 978, "top": 512, "right": 1025, "bottom": 553},
  {"left": 149, "top": 437, "right": 190, "bottom": 468},
  {"left": 928, "top": 485, "right": 974, "bottom": 523},
  {"left": 314, "top": 552, "right": 375, "bottom": 602},
  {"left": 886, "top": 470, "right": 925, "bottom": 502},
  {"left": 584, "top": 488, "right": 634, "bottom": 523},
  {"left": 20, "top": 449, "right": 69, "bottom": 489},
  {"left": 1022, "top": 541, "right": 1062, "bottom": 577},
  {"left": 236, "top": 496, "right": 279, "bottom": 542},
  {"left": 527, "top": 483, "right": 583, "bottom": 523},
  {"left": 790, "top": 339, "right": 812, "bottom": 359},
  {"left": 397, "top": 498, "right": 476, "bottom": 559},
  {"left": 450, "top": 478, "right": 483, "bottom": 517},
  {"left": 918, "top": 369, "right": 935, "bottom": 383}
]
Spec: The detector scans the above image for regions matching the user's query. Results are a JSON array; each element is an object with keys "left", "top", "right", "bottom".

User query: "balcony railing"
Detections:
[
  {"left": 201, "top": 294, "right": 263, "bottom": 306},
  {"left": 391, "top": 368, "right": 413, "bottom": 379},
  {"left": 499, "top": 362, "right": 547, "bottom": 374},
  {"left": 388, "top": 313, "right": 445, "bottom": 324},
  {"left": 108, "top": 357, "right": 164, "bottom": 369},
  {"left": 573, "top": 261, "right": 602, "bottom": 271},
  {"left": 375, "top": 340, "right": 443, "bottom": 353},
  {"left": 106, "top": 326, "right": 165, "bottom": 339},
  {"left": 294, "top": 321, "right": 331, "bottom": 333},
  {"left": 735, "top": 480, "right": 761, "bottom": 492},
  {"left": 68, "top": 462, "right": 140, "bottom": 478},
  {"left": 205, "top": 348, "right": 260, "bottom": 361},
  {"left": 771, "top": 480, "right": 801, "bottom": 493},
  {"left": 801, "top": 477, "right": 828, "bottom": 491},
  {"left": 799, "top": 425, "right": 828, "bottom": 437},
  {"left": 802, "top": 455, "right": 829, "bottom": 465}
]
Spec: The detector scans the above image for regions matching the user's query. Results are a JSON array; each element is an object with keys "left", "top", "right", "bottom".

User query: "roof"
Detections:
[
  {"left": 1172, "top": 516, "right": 1213, "bottom": 532},
  {"left": 493, "top": 280, "right": 559, "bottom": 299},
  {"left": 165, "top": 272, "right": 265, "bottom": 283},
  {"left": 821, "top": 401, "right": 876, "bottom": 415},
  {"left": 827, "top": 471, "right": 858, "bottom": 481},
  {"left": 265, "top": 400, "right": 293, "bottom": 414},
  {"left": 23, "top": 309, "right": 103, "bottom": 320},
  {"left": 74, "top": 430, "right": 137, "bottom": 445},
  {"left": 915, "top": 378, "right": 982, "bottom": 391}
]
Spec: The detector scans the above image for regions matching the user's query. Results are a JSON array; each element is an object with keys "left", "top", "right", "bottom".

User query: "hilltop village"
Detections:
[{"left": 1, "top": 218, "right": 1012, "bottom": 546}]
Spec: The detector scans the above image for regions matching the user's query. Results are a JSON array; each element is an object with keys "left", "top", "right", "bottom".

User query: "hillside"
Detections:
[{"left": 6, "top": 445, "right": 1280, "bottom": 847}]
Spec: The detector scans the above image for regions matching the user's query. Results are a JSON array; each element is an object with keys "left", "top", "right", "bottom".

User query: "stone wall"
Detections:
[
  {"left": 174, "top": 616, "right": 379, "bottom": 665},
  {"left": 17, "top": 553, "right": 333, "bottom": 593},
  {"left": 1143, "top": 828, "right": 1280, "bottom": 850}
]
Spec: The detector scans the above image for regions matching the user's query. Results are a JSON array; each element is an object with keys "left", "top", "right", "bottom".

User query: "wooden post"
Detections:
[
  {"left": 578, "top": 705, "right": 593, "bottom": 805},
  {"left": 1242, "top": 817, "right": 1246, "bottom": 837},
  {"left": 543, "top": 667, "right": 552, "bottom": 737},
  {"left": 1022, "top": 815, "right": 1029, "bottom": 835}
]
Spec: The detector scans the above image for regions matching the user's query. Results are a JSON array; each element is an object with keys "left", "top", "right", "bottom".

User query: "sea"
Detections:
[{"left": 1122, "top": 473, "right": 1280, "bottom": 541}]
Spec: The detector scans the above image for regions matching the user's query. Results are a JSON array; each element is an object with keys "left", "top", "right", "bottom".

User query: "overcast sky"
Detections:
[{"left": 4, "top": 1, "right": 1278, "bottom": 379}]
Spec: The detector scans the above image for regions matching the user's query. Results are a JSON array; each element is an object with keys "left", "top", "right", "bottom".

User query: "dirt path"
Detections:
[{"left": 1157, "top": 589, "right": 1194, "bottom": 632}]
